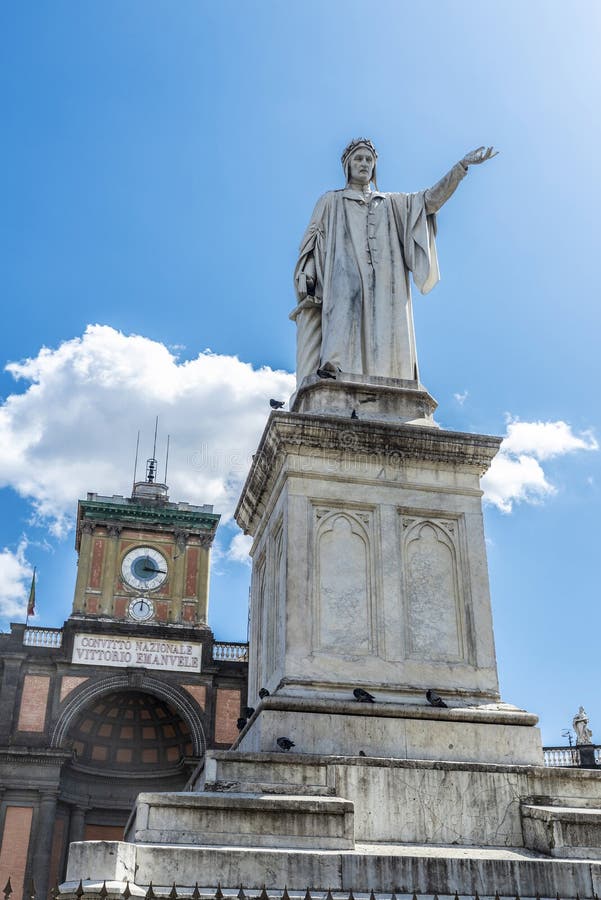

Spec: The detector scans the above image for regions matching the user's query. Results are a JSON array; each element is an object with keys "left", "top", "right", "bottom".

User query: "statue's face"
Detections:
[{"left": 348, "top": 147, "right": 375, "bottom": 185}]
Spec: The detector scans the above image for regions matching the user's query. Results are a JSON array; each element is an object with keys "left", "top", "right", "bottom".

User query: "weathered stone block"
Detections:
[{"left": 125, "top": 791, "right": 354, "bottom": 850}]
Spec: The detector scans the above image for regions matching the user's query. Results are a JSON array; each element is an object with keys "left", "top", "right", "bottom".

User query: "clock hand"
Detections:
[{"left": 142, "top": 565, "right": 167, "bottom": 574}]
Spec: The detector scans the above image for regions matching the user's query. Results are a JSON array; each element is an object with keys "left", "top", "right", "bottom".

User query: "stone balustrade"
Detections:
[
  {"left": 212, "top": 641, "right": 249, "bottom": 661},
  {"left": 22, "top": 626, "right": 63, "bottom": 648}
]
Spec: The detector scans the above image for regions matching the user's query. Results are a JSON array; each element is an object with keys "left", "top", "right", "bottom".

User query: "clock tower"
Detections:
[{"left": 72, "top": 464, "right": 219, "bottom": 627}]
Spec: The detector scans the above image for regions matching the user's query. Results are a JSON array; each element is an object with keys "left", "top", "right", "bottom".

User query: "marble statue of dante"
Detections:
[{"left": 291, "top": 139, "right": 497, "bottom": 384}]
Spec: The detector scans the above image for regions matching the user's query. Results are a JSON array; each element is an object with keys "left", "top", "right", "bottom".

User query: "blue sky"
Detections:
[{"left": 0, "top": 0, "right": 600, "bottom": 745}]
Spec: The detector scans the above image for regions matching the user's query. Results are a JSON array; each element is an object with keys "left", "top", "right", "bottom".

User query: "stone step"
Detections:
[
  {"left": 63, "top": 839, "right": 601, "bottom": 898},
  {"left": 125, "top": 791, "right": 354, "bottom": 850},
  {"left": 201, "top": 753, "right": 334, "bottom": 795},
  {"left": 205, "top": 781, "right": 337, "bottom": 797},
  {"left": 522, "top": 803, "right": 601, "bottom": 859}
]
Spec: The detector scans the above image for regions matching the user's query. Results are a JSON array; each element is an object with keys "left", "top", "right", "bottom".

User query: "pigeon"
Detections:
[
  {"left": 426, "top": 689, "right": 448, "bottom": 708},
  {"left": 270, "top": 399, "right": 285, "bottom": 409},
  {"left": 277, "top": 737, "right": 295, "bottom": 751},
  {"left": 317, "top": 367, "right": 337, "bottom": 380},
  {"left": 243, "top": 706, "right": 255, "bottom": 719},
  {"left": 258, "top": 687, "right": 270, "bottom": 699},
  {"left": 351, "top": 409, "right": 359, "bottom": 419},
  {"left": 353, "top": 687, "right": 375, "bottom": 703},
  {"left": 236, "top": 717, "right": 247, "bottom": 731},
  {"left": 359, "top": 750, "right": 367, "bottom": 757}
]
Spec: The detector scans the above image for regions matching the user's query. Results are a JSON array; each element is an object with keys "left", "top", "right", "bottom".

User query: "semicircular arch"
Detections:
[{"left": 51, "top": 673, "right": 206, "bottom": 756}]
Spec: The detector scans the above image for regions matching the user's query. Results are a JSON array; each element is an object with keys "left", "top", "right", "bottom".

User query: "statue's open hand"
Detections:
[{"left": 461, "top": 146, "right": 499, "bottom": 167}]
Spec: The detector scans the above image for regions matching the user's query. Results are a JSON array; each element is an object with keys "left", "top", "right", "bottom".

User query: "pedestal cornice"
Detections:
[{"left": 235, "top": 411, "right": 501, "bottom": 535}]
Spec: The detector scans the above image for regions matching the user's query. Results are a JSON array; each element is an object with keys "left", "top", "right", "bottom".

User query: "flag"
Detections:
[{"left": 26, "top": 568, "right": 36, "bottom": 617}]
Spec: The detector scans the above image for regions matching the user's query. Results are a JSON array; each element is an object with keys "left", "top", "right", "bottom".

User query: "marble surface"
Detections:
[
  {"left": 290, "top": 140, "right": 496, "bottom": 384},
  {"left": 236, "top": 410, "right": 506, "bottom": 714},
  {"left": 125, "top": 791, "right": 354, "bottom": 850}
]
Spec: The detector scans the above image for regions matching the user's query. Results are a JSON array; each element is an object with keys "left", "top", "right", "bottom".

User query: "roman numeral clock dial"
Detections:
[{"left": 121, "top": 546, "right": 168, "bottom": 592}]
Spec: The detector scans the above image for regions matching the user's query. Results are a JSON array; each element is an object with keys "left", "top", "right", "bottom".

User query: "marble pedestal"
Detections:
[
  {"left": 290, "top": 372, "right": 438, "bottom": 426},
  {"left": 59, "top": 379, "right": 601, "bottom": 899},
  {"left": 235, "top": 378, "right": 540, "bottom": 764}
]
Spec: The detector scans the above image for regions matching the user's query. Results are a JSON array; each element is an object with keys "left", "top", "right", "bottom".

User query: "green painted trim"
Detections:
[{"left": 80, "top": 499, "right": 219, "bottom": 532}]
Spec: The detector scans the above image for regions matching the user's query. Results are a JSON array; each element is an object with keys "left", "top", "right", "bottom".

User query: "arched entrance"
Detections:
[{"left": 52, "top": 677, "right": 206, "bottom": 876}]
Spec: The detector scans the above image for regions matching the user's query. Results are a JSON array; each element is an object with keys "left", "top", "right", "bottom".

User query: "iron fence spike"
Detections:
[
  {"left": 168, "top": 884, "right": 177, "bottom": 900},
  {"left": 123, "top": 881, "right": 131, "bottom": 900},
  {"left": 146, "top": 882, "right": 157, "bottom": 900},
  {"left": 215, "top": 884, "right": 225, "bottom": 900},
  {"left": 304, "top": 888, "right": 311, "bottom": 900},
  {"left": 75, "top": 881, "right": 84, "bottom": 899},
  {"left": 192, "top": 885, "right": 201, "bottom": 900},
  {"left": 282, "top": 887, "right": 290, "bottom": 900},
  {"left": 325, "top": 890, "right": 333, "bottom": 900},
  {"left": 3, "top": 879, "right": 12, "bottom": 900},
  {"left": 258, "top": 887, "right": 268, "bottom": 900}
]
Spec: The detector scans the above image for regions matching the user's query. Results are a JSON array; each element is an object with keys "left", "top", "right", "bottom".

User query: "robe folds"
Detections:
[{"left": 291, "top": 162, "right": 466, "bottom": 383}]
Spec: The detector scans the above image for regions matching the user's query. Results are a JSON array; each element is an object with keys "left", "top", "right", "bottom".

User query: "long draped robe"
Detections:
[{"left": 291, "top": 162, "right": 467, "bottom": 384}]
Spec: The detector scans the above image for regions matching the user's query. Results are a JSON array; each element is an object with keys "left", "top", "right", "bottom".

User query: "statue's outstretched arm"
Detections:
[{"left": 425, "top": 145, "right": 498, "bottom": 214}]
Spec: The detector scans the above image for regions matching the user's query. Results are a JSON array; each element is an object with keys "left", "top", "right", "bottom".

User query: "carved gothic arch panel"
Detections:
[
  {"left": 401, "top": 516, "right": 466, "bottom": 663},
  {"left": 312, "top": 508, "right": 374, "bottom": 656}
]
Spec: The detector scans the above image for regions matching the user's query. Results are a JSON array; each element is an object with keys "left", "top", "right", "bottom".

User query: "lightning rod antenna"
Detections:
[
  {"left": 164, "top": 435, "right": 170, "bottom": 485},
  {"left": 152, "top": 415, "right": 159, "bottom": 460},
  {"left": 132, "top": 430, "right": 140, "bottom": 491}
]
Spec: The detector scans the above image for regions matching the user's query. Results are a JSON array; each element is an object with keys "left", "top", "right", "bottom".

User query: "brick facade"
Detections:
[
  {"left": 0, "top": 484, "right": 248, "bottom": 898},
  {"left": 0, "top": 806, "right": 33, "bottom": 898},
  {"left": 17, "top": 675, "right": 51, "bottom": 732},
  {"left": 214, "top": 687, "right": 242, "bottom": 745}
]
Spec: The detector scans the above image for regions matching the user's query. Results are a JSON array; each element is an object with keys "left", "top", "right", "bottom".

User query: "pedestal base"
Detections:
[
  {"left": 234, "top": 697, "right": 543, "bottom": 766},
  {"left": 290, "top": 373, "right": 438, "bottom": 426},
  {"left": 63, "top": 743, "right": 601, "bottom": 898}
]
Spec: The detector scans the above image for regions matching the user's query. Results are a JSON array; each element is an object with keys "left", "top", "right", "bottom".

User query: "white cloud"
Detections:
[
  {"left": 453, "top": 390, "right": 469, "bottom": 406},
  {"left": 0, "top": 325, "right": 296, "bottom": 541},
  {"left": 0, "top": 539, "right": 33, "bottom": 621},
  {"left": 482, "top": 417, "right": 598, "bottom": 513},
  {"left": 501, "top": 418, "right": 598, "bottom": 461},
  {"left": 227, "top": 532, "right": 253, "bottom": 565}
]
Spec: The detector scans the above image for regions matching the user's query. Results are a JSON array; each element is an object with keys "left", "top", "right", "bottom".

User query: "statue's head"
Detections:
[{"left": 341, "top": 138, "right": 378, "bottom": 189}]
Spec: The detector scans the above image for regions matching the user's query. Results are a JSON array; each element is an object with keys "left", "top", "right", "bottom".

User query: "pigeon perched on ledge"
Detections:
[
  {"left": 277, "top": 737, "right": 295, "bottom": 751},
  {"left": 269, "top": 399, "right": 285, "bottom": 409},
  {"left": 353, "top": 687, "right": 375, "bottom": 703},
  {"left": 243, "top": 706, "right": 255, "bottom": 719},
  {"left": 426, "top": 689, "right": 448, "bottom": 708},
  {"left": 259, "top": 687, "right": 270, "bottom": 699},
  {"left": 236, "top": 717, "right": 247, "bottom": 731}
]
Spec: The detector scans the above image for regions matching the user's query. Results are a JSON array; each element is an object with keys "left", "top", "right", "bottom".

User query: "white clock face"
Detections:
[
  {"left": 128, "top": 596, "right": 155, "bottom": 622},
  {"left": 121, "top": 547, "right": 168, "bottom": 591}
]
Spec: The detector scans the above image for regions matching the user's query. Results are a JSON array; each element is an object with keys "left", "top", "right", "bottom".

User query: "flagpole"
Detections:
[{"left": 25, "top": 567, "right": 36, "bottom": 627}]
